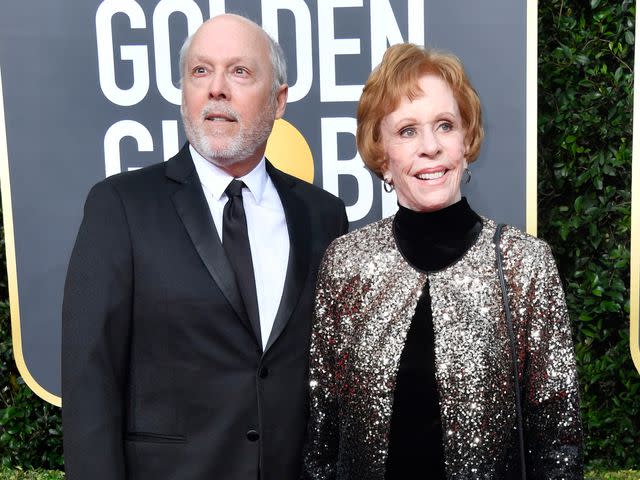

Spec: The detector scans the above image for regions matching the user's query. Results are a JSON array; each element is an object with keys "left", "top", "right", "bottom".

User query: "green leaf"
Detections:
[{"left": 614, "top": 67, "right": 624, "bottom": 83}]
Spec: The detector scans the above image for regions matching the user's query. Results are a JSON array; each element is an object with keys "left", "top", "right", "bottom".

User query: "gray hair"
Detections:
[
  {"left": 178, "top": 34, "right": 194, "bottom": 85},
  {"left": 178, "top": 24, "right": 287, "bottom": 98}
]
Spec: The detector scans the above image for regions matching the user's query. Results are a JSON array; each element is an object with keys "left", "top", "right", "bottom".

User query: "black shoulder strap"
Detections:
[{"left": 493, "top": 224, "right": 527, "bottom": 480}]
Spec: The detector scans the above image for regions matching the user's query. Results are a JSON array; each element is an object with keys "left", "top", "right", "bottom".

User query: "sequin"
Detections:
[{"left": 301, "top": 216, "right": 582, "bottom": 479}]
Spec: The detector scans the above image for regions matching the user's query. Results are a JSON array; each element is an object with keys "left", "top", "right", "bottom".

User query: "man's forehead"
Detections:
[
  {"left": 187, "top": 52, "right": 259, "bottom": 66},
  {"left": 187, "top": 20, "right": 269, "bottom": 64},
  {"left": 197, "top": 16, "right": 267, "bottom": 47}
]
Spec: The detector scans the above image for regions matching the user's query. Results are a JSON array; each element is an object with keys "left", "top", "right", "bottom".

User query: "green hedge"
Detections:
[
  {"left": 0, "top": 468, "right": 64, "bottom": 480},
  {"left": 8, "top": 470, "right": 634, "bottom": 480},
  {"left": 586, "top": 472, "right": 640, "bottom": 480},
  {"left": 0, "top": 472, "right": 629, "bottom": 480},
  {"left": 538, "top": 0, "right": 640, "bottom": 469},
  {"left": 0, "top": 469, "right": 632, "bottom": 480},
  {"left": 1, "top": 0, "right": 639, "bottom": 472},
  {"left": 0, "top": 212, "right": 62, "bottom": 469}
]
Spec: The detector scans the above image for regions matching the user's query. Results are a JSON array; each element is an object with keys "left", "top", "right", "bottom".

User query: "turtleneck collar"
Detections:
[{"left": 392, "top": 197, "right": 482, "bottom": 272}]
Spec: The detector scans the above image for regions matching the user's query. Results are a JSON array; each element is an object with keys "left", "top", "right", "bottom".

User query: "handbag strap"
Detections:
[{"left": 493, "top": 224, "right": 527, "bottom": 479}]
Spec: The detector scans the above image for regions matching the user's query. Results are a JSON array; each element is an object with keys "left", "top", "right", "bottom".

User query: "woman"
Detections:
[{"left": 301, "top": 44, "right": 582, "bottom": 479}]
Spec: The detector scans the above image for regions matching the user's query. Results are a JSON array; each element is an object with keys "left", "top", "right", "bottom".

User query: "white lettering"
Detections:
[
  {"left": 407, "top": 0, "right": 425, "bottom": 47},
  {"left": 321, "top": 117, "right": 372, "bottom": 222},
  {"left": 318, "top": 0, "right": 363, "bottom": 102},
  {"left": 370, "top": 0, "right": 425, "bottom": 67},
  {"left": 153, "top": 0, "right": 203, "bottom": 105},
  {"left": 104, "top": 120, "right": 153, "bottom": 176},
  {"left": 261, "top": 0, "right": 312, "bottom": 103},
  {"left": 208, "top": 0, "right": 226, "bottom": 17},
  {"left": 381, "top": 182, "right": 398, "bottom": 218},
  {"left": 161, "top": 120, "right": 180, "bottom": 160},
  {"left": 96, "top": 0, "right": 149, "bottom": 106}
]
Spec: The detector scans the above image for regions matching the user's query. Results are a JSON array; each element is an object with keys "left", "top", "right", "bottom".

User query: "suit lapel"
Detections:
[
  {"left": 264, "top": 161, "right": 311, "bottom": 352},
  {"left": 166, "top": 145, "right": 258, "bottom": 343}
]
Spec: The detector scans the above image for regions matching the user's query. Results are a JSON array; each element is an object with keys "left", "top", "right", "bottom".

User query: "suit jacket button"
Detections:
[
  {"left": 247, "top": 430, "right": 260, "bottom": 442},
  {"left": 259, "top": 366, "right": 269, "bottom": 378}
]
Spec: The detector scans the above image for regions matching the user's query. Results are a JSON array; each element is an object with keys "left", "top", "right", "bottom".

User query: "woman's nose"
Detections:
[{"left": 420, "top": 129, "right": 441, "bottom": 157}]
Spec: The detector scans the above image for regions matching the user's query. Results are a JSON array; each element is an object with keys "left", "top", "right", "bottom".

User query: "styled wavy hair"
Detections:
[{"left": 356, "top": 43, "right": 484, "bottom": 179}]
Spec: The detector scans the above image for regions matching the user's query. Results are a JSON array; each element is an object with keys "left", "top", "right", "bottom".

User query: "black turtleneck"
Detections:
[
  {"left": 393, "top": 197, "right": 482, "bottom": 272},
  {"left": 384, "top": 198, "right": 482, "bottom": 480}
]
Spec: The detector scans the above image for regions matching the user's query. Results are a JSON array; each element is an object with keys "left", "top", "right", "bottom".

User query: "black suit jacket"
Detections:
[{"left": 62, "top": 144, "right": 348, "bottom": 480}]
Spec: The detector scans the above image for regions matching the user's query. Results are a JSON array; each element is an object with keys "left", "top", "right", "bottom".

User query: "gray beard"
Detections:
[{"left": 182, "top": 101, "right": 275, "bottom": 167}]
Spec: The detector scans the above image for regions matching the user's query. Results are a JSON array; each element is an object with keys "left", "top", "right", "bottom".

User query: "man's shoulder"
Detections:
[
  {"left": 98, "top": 144, "right": 191, "bottom": 192},
  {"left": 103, "top": 161, "right": 168, "bottom": 187},
  {"left": 82, "top": 160, "right": 173, "bottom": 211}
]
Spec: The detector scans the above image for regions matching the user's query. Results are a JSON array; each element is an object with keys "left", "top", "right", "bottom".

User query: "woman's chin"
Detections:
[{"left": 401, "top": 192, "right": 459, "bottom": 213}]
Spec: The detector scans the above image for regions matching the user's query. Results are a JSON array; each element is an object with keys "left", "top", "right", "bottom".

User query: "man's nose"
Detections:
[{"left": 208, "top": 73, "right": 229, "bottom": 100}]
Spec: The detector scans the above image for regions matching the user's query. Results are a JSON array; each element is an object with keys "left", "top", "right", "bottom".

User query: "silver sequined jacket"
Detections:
[{"left": 302, "top": 216, "right": 582, "bottom": 479}]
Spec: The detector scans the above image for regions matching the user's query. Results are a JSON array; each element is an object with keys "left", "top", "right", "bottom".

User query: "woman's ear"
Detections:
[
  {"left": 463, "top": 132, "right": 472, "bottom": 159},
  {"left": 381, "top": 158, "right": 392, "bottom": 185},
  {"left": 382, "top": 167, "right": 394, "bottom": 193}
]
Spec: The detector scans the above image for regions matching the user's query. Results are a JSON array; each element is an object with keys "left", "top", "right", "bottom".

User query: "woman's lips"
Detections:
[{"left": 416, "top": 169, "right": 446, "bottom": 180}]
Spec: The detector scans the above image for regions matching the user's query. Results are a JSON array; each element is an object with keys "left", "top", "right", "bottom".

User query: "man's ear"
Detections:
[{"left": 274, "top": 84, "right": 288, "bottom": 119}]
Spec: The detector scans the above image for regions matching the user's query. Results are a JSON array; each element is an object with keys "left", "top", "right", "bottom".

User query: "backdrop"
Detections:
[{"left": 0, "top": 0, "right": 534, "bottom": 405}]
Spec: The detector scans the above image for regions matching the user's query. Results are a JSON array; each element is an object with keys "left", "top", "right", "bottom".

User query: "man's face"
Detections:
[{"left": 181, "top": 15, "right": 287, "bottom": 175}]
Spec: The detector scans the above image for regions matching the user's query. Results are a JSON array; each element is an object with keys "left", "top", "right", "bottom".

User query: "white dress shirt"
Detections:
[{"left": 190, "top": 145, "right": 290, "bottom": 349}]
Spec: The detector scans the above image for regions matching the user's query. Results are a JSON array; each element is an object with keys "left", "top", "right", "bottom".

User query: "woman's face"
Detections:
[{"left": 380, "top": 74, "right": 468, "bottom": 212}]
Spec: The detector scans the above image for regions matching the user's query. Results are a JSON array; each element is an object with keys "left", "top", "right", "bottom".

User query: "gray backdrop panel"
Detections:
[{"left": 0, "top": 0, "right": 526, "bottom": 400}]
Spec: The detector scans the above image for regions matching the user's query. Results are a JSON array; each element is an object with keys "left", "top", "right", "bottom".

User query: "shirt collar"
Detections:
[{"left": 189, "top": 144, "right": 268, "bottom": 203}]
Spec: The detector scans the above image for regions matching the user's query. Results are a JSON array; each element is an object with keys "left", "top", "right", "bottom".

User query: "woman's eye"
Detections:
[
  {"left": 400, "top": 127, "right": 417, "bottom": 137},
  {"left": 438, "top": 122, "right": 453, "bottom": 132}
]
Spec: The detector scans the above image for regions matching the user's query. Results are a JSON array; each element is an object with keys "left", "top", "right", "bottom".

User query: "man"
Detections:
[{"left": 62, "top": 14, "right": 348, "bottom": 480}]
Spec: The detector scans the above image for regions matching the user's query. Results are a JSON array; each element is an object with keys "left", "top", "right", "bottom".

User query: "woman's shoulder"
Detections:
[
  {"left": 318, "top": 216, "right": 405, "bottom": 280},
  {"left": 325, "top": 215, "right": 396, "bottom": 258},
  {"left": 482, "top": 218, "right": 556, "bottom": 267}
]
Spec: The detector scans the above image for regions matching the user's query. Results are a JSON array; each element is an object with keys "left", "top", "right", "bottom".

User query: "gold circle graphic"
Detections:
[{"left": 266, "top": 118, "right": 314, "bottom": 183}]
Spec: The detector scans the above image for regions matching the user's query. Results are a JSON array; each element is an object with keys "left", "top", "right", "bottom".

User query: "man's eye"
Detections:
[
  {"left": 234, "top": 67, "right": 248, "bottom": 75},
  {"left": 193, "top": 66, "right": 206, "bottom": 75}
]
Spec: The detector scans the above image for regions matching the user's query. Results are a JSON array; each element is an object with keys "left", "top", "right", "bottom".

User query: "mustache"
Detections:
[{"left": 200, "top": 102, "right": 240, "bottom": 122}]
